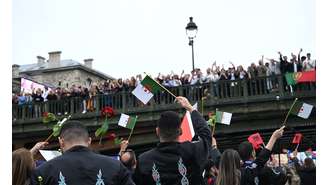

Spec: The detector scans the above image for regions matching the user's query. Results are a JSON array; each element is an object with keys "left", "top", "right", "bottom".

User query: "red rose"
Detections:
[
  {"left": 101, "top": 106, "right": 115, "bottom": 118},
  {"left": 107, "top": 133, "right": 116, "bottom": 140},
  {"left": 43, "top": 112, "right": 49, "bottom": 117}
]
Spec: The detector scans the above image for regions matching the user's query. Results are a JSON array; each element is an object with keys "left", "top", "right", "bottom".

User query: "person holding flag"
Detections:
[
  {"left": 134, "top": 96, "right": 211, "bottom": 185},
  {"left": 237, "top": 126, "right": 285, "bottom": 185}
]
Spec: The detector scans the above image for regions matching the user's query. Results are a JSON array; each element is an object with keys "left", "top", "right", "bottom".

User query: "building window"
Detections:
[
  {"left": 58, "top": 81, "right": 61, "bottom": 86},
  {"left": 87, "top": 78, "right": 92, "bottom": 87}
]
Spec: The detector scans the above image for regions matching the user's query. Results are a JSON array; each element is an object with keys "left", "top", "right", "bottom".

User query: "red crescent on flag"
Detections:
[{"left": 144, "top": 84, "right": 152, "bottom": 92}]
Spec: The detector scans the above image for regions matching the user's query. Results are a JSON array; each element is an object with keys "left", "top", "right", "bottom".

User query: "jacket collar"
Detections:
[
  {"left": 157, "top": 141, "right": 179, "bottom": 148},
  {"left": 64, "top": 145, "right": 91, "bottom": 154}
]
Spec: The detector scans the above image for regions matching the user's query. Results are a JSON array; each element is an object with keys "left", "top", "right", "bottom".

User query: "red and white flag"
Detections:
[
  {"left": 178, "top": 103, "right": 198, "bottom": 142},
  {"left": 178, "top": 111, "right": 195, "bottom": 142}
]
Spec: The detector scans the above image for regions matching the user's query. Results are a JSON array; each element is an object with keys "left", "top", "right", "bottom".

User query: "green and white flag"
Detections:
[
  {"left": 290, "top": 101, "right": 313, "bottom": 119},
  {"left": 216, "top": 110, "right": 232, "bottom": 125},
  {"left": 118, "top": 113, "right": 137, "bottom": 130},
  {"left": 132, "top": 75, "right": 164, "bottom": 104}
]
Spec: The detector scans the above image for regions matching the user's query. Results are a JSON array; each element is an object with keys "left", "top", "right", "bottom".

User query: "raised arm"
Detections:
[
  {"left": 298, "top": 48, "right": 303, "bottom": 63},
  {"left": 278, "top": 51, "right": 283, "bottom": 62},
  {"left": 265, "top": 126, "right": 285, "bottom": 151},
  {"left": 254, "top": 126, "right": 285, "bottom": 169}
]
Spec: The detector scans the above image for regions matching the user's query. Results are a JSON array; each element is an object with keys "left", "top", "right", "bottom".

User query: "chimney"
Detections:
[
  {"left": 48, "top": 51, "right": 62, "bottom": 68},
  {"left": 37, "top": 56, "right": 46, "bottom": 65},
  {"left": 12, "top": 64, "right": 20, "bottom": 78},
  {"left": 84, "top": 58, "right": 93, "bottom": 69}
]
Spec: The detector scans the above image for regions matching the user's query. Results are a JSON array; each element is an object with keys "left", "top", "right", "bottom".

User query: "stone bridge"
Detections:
[{"left": 12, "top": 75, "right": 316, "bottom": 155}]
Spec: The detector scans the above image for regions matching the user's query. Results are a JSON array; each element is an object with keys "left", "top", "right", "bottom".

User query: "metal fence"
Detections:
[{"left": 12, "top": 75, "right": 315, "bottom": 121}]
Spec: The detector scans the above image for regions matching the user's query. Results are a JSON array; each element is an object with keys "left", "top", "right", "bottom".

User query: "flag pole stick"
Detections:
[
  {"left": 127, "top": 116, "right": 138, "bottom": 142},
  {"left": 282, "top": 98, "right": 298, "bottom": 126},
  {"left": 295, "top": 143, "right": 300, "bottom": 151},
  {"left": 127, "top": 127, "right": 134, "bottom": 142},
  {"left": 212, "top": 109, "right": 219, "bottom": 137},
  {"left": 201, "top": 97, "right": 205, "bottom": 116},
  {"left": 44, "top": 115, "right": 72, "bottom": 143},
  {"left": 211, "top": 123, "right": 216, "bottom": 137},
  {"left": 44, "top": 133, "right": 53, "bottom": 143},
  {"left": 144, "top": 73, "right": 176, "bottom": 98}
]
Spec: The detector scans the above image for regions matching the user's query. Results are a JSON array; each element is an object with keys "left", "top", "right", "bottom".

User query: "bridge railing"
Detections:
[{"left": 12, "top": 75, "right": 315, "bottom": 121}]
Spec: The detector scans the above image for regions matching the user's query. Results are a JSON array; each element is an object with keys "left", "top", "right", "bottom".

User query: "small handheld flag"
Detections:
[
  {"left": 118, "top": 113, "right": 137, "bottom": 130},
  {"left": 215, "top": 110, "right": 232, "bottom": 125},
  {"left": 290, "top": 101, "right": 314, "bottom": 119},
  {"left": 178, "top": 111, "right": 195, "bottom": 142},
  {"left": 132, "top": 75, "right": 166, "bottom": 104},
  {"left": 292, "top": 133, "right": 303, "bottom": 144},
  {"left": 248, "top": 133, "right": 264, "bottom": 150}
]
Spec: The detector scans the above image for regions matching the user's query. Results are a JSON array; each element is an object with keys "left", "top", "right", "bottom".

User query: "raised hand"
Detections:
[
  {"left": 30, "top": 141, "right": 49, "bottom": 155},
  {"left": 120, "top": 140, "right": 129, "bottom": 152},
  {"left": 272, "top": 125, "right": 285, "bottom": 140},
  {"left": 175, "top": 96, "right": 193, "bottom": 112}
]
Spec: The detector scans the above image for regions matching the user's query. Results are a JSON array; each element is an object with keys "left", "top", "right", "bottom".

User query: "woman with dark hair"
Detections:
[
  {"left": 215, "top": 149, "right": 241, "bottom": 185},
  {"left": 291, "top": 150, "right": 316, "bottom": 185},
  {"left": 12, "top": 142, "right": 48, "bottom": 185}
]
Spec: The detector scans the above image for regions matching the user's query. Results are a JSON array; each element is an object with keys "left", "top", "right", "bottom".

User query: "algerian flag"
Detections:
[
  {"left": 118, "top": 113, "right": 137, "bottom": 130},
  {"left": 216, "top": 110, "right": 232, "bottom": 125},
  {"left": 290, "top": 101, "right": 313, "bottom": 119},
  {"left": 132, "top": 75, "right": 164, "bottom": 104},
  {"left": 132, "top": 83, "right": 153, "bottom": 104}
]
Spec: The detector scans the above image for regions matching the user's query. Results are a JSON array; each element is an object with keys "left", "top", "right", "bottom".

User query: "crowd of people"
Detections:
[
  {"left": 12, "top": 96, "right": 315, "bottom": 185},
  {"left": 12, "top": 49, "right": 316, "bottom": 119}
]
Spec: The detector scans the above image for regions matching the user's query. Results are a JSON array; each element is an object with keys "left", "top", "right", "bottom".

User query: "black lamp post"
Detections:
[{"left": 185, "top": 17, "right": 198, "bottom": 71}]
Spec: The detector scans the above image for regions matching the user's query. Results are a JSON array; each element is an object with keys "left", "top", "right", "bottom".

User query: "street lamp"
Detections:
[{"left": 185, "top": 17, "right": 198, "bottom": 71}]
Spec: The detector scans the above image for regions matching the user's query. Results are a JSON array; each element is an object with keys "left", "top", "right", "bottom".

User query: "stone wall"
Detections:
[{"left": 26, "top": 69, "right": 107, "bottom": 88}]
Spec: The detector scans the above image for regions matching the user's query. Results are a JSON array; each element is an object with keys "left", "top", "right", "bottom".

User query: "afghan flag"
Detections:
[
  {"left": 285, "top": 70, "right": 316, "bottom": 85},
  {"left": 118, "top": 113, "right": 137, "bottom": 130},
  {"left": 215, "top": 110, "right": 232, "bottom": 125},
  {"left": 132, "top": 75, "right": 164, "bottom": 104},
  {"left": 290, "top": 101, "right": 313, "bottom": 119}
]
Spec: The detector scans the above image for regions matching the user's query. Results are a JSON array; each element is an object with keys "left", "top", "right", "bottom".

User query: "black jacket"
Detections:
[
  {"left": 134, "top": 110, "right": 211, "bottom": 185},
  {"left": 241, "top": 148, "right": 271, "bottom": 185},
  {"left": 292, "top": 158, "right": 316, "bottom": 185},
  {"left": 31, "top": 145, "right": 135, "bottom": 185}
]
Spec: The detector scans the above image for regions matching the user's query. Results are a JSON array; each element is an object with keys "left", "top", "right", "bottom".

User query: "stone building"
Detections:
[{"left": 12, "top": 51, "right": 115, "bottom": 92}]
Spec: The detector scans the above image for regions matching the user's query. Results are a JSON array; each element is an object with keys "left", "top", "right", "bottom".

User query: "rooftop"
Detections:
[{"left": 16, "top": 59, "right": 115, "bottom": 80}]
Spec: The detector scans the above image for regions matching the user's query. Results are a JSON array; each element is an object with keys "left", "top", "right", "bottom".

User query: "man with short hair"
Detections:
[
  {"left": 134, "top": 96, "right": 211, "bottom": 185},
  {"left": 31, "top": 121, "right": 134, "bottom": 185}
]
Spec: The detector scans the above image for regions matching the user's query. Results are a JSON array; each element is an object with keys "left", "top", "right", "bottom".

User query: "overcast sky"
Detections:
[{"left": 13, "top": 0, "right": 315, "bottom": 79}]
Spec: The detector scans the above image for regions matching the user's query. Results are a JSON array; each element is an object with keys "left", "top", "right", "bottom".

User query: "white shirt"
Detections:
[
  {"left": 293, "top": 62, "right": 298, "bottom": 72},
  {"left": 205, "top": 73, "right": 215, "bottom": 83},
  {"left": 190, "top": 76, "right": 199, "bottom": 85},
  {"left": 303, "top": 59, "right": 316, "bottom": 71}
]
